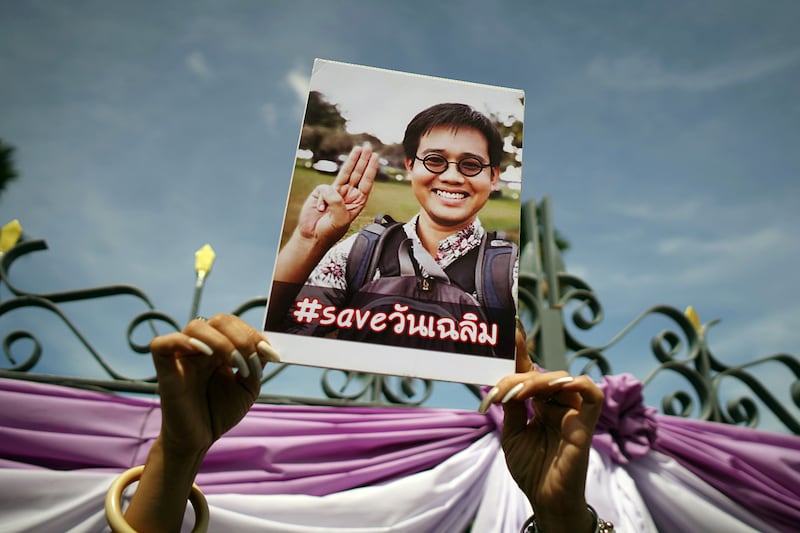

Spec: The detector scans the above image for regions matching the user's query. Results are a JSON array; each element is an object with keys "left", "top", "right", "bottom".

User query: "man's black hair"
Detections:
[{"left": 402, "top": 103, "right": 503, "bottom": 168}]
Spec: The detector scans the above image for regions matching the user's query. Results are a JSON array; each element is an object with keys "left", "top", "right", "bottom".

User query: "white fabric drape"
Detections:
[
  {"left": 2, "top": 435, "right": 501, "bottom": 533},
  {"left": 625, "top": 450, "right": 781, "bottom": 533},
  {"left": 2, "top": 435, "right": 786, "bottom": 532}
]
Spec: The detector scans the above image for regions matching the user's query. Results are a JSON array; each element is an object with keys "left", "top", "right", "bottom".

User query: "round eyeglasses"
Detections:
[{"left": 414, "top": 154, "right": 491, "bottom": 177}]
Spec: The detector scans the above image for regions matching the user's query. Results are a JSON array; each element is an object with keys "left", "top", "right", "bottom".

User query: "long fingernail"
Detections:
[
  {"left": 247, "top": 352, "right": 262, "bottom": 382},
  {"left": 477, "top": 387, "right": 500, "bottom": 414},
  {"left": 231, "top": 349, "right": 249, "bottom": 378},
  {"left": 257, "top": 340, "right": 281, "bottom": 363},
  {"left": 547, "top": 376, "right": 574, "bottom": 386},
  {"left": 188, "top": 337, "right": 213, "bottom": 356},
  {"left": 501, "top": 382, "right": 525, "bottom": 404}
]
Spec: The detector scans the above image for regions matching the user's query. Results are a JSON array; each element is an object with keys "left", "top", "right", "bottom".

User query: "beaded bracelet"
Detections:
[
  {"left": 521, "top": 504, "right": 615, "bottom": 533},
  {"left": 105, "top": 465, "right": 210, "bottom": 533}
]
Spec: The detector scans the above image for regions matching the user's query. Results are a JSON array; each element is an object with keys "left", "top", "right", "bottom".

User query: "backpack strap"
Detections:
[
  {"left": 475, "top": 231, "right": 517, "bottom": 319},
  {"left": 347, "top": 215, "right": 517, "bottom": 317},
  {"left": 346, "top": 214, "right": 403, "bottom": 293}
]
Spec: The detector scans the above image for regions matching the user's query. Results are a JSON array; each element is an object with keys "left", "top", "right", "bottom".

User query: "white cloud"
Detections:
[
  {"left": 588, "top": 49, "right": 800, "bottom": 92},
  {"left": 284, "top": 66, "right": 311, "bottom": 122},
  {"left": 604, "top": 227, "right": 790, "bottom": 288},
  {"left": 286, "top": 66, "right": 310, "bottom": 104},
  {"left": 656, "top": 227, "right": 786, "bottom": 257},
  {"left": 186, "top": 51, "right": 213, "bottom": 80},
  {"left": 569, "top": 223, "right": 793, "bottom": 301},
  {"left": 612, "top": 199, "right": 705, "bottom": 223}
]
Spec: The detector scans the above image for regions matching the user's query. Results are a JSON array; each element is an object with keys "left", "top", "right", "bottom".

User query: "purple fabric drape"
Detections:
[
  {"left": 3, "top": 375, "right": 800, "bottom": 531},
  {"left": 593, "top": 373, "right": 658, "bottom": 464},
  {"left": 0, "top": 378, "right": 493, "bottom": 495},
  {"left": 594, "top": 373, "right": 800, "bottom": 532},
  {"left": 654, "top": 415, "right": 800, "bottom": 532}
]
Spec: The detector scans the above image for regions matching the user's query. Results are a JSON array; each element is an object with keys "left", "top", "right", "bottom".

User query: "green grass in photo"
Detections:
[{"left": 279, "top": 163, "right": 520, "bottom": 249}]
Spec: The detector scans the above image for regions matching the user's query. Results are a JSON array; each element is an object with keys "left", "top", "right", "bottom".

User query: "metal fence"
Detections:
[{"left": 1, "top": 199, "right": 798, "bottom": 433}]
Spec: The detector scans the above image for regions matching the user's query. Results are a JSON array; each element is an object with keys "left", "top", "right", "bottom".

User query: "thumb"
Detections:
[
  {"left": 514, "top": 324, "right": 534, "bottom": 373},
  {"left": 314, "top": 185, "right": 351, "bottom": 236}
]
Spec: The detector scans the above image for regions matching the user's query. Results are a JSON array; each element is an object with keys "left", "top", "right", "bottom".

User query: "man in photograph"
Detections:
[{"left": 266, "top": 102, "right": 518, "bottom": 358}]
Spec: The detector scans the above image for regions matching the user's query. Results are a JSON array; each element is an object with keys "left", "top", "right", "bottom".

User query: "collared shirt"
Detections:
[{"left": 306, "top": 214, "right": 486, "bottom": 292}]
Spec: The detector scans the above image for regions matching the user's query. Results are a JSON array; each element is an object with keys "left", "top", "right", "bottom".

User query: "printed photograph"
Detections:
[{"left": 264, "top": 59, "right": 524, "bottom": 385}]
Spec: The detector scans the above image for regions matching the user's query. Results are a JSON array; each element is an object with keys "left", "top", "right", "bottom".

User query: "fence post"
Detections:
[{"left": 521, "top": 197, "right": 567, "bottom": 371}]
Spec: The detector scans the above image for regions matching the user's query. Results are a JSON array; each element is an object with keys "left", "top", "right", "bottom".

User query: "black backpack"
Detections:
[{"left": 340, "top": 214, "right": 517, "bottom": 358}]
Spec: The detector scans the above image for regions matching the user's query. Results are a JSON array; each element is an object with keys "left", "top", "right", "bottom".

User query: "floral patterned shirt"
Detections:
[{"left": 306, "top": 214, "right": 486, "bottom": 292}]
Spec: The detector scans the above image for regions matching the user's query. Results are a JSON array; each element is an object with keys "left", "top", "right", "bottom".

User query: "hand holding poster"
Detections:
[{"left": 264, "top": 59, "right": 524, "bottom": 385}]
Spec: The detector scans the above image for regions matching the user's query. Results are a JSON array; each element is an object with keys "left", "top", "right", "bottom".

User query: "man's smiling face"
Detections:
[{"left": 406, "top": 125, "right": 499, "bottom": 234}]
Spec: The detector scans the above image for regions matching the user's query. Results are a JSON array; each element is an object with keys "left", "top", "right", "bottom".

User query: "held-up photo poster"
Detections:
[{"left": 264, "top": 59, "right": 524, "bottom": 385}]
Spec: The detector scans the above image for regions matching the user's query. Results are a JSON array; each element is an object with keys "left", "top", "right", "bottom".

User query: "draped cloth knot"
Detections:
[{"left": 593, "top": 373, "right": 658, "bottom": 464}]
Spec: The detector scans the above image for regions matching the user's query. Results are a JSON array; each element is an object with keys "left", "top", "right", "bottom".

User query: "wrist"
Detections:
[
  {"left": 292, "top": 224, "right": 342, "bottom": 252},
  {"left": 534, "top": 506, "right": 593, "bottom": 533},
  {"left": 157, "top": 422, "right": 214, "bottom": 453},
  {"left": 275, "top": 232, "right": 332, "bottom": 284},
  {"left": 123, "top": 437, "right": 209, "bottom": 532},
  {"left": 522, "top": 505, "right": 614, "bottom": 533},
  {"left": 153, "top": 434, "right": 210, "bottom": 471}
]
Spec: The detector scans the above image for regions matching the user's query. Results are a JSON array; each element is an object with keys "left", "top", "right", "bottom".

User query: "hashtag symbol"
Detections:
[{"left": 292, "top": 297, "right": 323, "bottom": 324}]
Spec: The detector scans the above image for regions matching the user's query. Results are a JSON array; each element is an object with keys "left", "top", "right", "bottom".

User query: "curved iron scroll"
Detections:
[
  {"left": 2, "top": 232, "right": 798, "bottom": 432},
  {"left": 0, "top": 239, "right": 444, "bottom": 407},
  {"left": 543, "top": 269, "right": 799, "bottom": 434},
  {"left": 516, "top": 196, "right": 800, "bottom": 434}
]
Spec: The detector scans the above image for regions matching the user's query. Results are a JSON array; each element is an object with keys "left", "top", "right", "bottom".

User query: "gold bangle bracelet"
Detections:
[{"left": 105, "top": 465, "right": 210, "bottom": 533}]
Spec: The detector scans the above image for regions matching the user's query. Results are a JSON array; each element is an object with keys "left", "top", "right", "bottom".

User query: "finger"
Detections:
[
  {"left": 150, "top": 331, "right": 194, "bottom": 360},
  {"left": 207, "top": 316, "right": 283, "bottom": 385},
  {"left": 477, "top": 386, "right": 500, "bottom": 414},
  {"left": 150, "top": 331, "right": 204, "bottom": 365},
  {"left": 314, "top": 184, "right": 347, "bottom": 217},
  {"left": 206, "top": 314, "right": 271, "bottom": 379},
  {"left": 344, "top": 145, "right": 374, "bottom": 192},
  {"left": 184, "top": 316, "right": 247, "bottom": 377},
  {"left": 149, "top": 331, "right": 218, "bottom": 382},
  {"left": 558, "top": 375, "right": 604, "bottom": 423},
  {"left": 309, "top": 184, "right": 335, "bottom": 213},
  {"left": 332, "top": 145, "right": 366, "bottom": 188},
  {"left": 356, "top": 152, "right": 380, "bottom": 197},
  {"left": 532, "top": 386, "right": 582, "bottom": 420},
  {"left": 527, "top": 375, "right": 606, "bottom": 437},
  {"left": 477, "top": 324, "right": 535, "bottom": 414},
  {"left": 309, "top": 185, "right": 325, "bottom": 213},
  {"left": 257, "top": 336, "right": 281, "bottom": 363},
  {"left": 243, "top": 337, "right": 281, "bottom": 387},
  {"left": 491, "top": 369, "right": 574, "bottom": 411}
]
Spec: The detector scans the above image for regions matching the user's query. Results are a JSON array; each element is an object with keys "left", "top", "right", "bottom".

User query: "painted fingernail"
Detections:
[
  {"left": 477, "top": 387, "right": 500, "bottom": 414},
  {"left": 231, "top": 349, "right": 249, "bottom": 378},
  {"left": 247, "top": 352, "right": 262, "bottom": 382},
  {"left": 501, "top": 382, "right": 525, "bottom": 404},
  {"left": 257, "top": 340, "right": 281, "bottom": 363},
  {"left": 188, "top": 337, "right": 213, "bottom": 356},
  {"left": 547, "top": 376, "right": 574, "bottom": 386}
]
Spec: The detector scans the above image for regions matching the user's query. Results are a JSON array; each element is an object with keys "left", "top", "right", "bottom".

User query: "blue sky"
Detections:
[{"left": 1, "top": 1, "right": 798, "bottom": 431}]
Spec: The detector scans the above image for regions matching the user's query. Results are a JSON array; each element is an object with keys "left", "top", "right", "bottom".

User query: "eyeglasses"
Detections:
[{"left": 414, "top": 154, "right": 491, "bottom": 177}]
